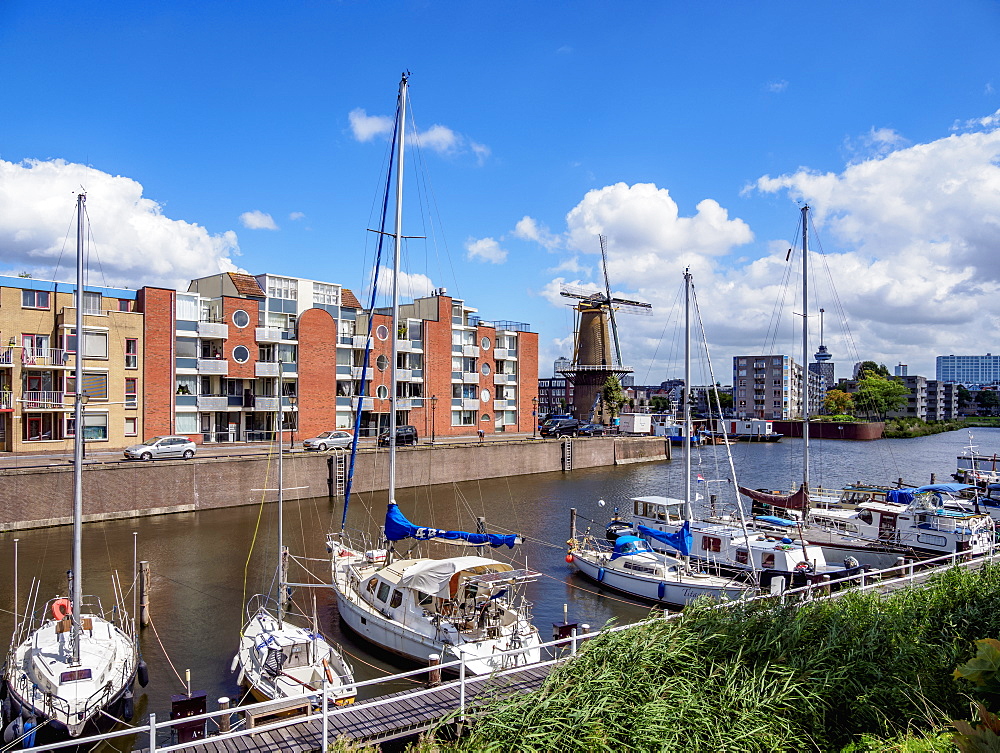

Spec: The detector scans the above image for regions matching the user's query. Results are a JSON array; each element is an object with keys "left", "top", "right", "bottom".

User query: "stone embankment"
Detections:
[{"left": 0, "top": 437, "right": 671, "bottom": 531}]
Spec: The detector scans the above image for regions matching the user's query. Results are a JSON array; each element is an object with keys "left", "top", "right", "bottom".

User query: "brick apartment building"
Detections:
[{"left": 733, "top": 354, "right": 824, "bottom": 420}]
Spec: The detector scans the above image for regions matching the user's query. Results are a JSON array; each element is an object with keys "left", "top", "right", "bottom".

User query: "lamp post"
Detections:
[
  {"left": 288, "top": 394, "right": 297, "bottom": 450},
  {"left": 532, "top": 396, "right": 538, "bottom": 439},
  {"left": 430, "top": 394, "right": 438, "bottom": 444}
]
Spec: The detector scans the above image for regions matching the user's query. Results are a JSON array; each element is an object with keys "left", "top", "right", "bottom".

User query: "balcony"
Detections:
[
  {"left": 0, "top": 392, "right": 11, "bottom": 410},
  {"left": 395, "top": 397, "right": 411, "bottom": 410},
  {"left": 462, "top": 398, "right": 479, "bottom": 410},
  {"left": 256, "top": 327, "right": 296, "bottom": 343},
  {"left": 254, "top": 396, "right": 280, "bottom": 412},
  {"left": 493, "top": 373, "right": 516, "bottom": 385},
  {"left": 493, "top": 348, "right": 507, "bottom": 359},
  {"left": 198, "top": 359, "right": 229, "bottom": 375},
  {"left": 0, "top": 348, "right": 13, "bottom": 367},
  {"left": 462, "top": 371, "right": 479, "bottom": 384},
  {"left": 462, "top": 345, "right": 478, "bottom": 357},
  {"left": 396, "top": 369, "right": 412, "bottom": 381},
  {"left": 353, "top": 396, "right": 374, "bottom": 411},
  {"left": 350, "top": 366, "right": 373, "bottom": 380},
  {"left": 352, "top": 335, "right": 374, "bottom": 350},
  {"left": 198, "top": 321, "right": 229, "bottom": 339},
  {"left": 494, "top": 399, "right": 515, "bottom": 411},
  {"left": 256, "top": 361, "right": 279, "bottom": 377},
  {"left": 21, "top": 391, "right": 66, "bottom": 409},
  {"left": 197, "top": 395, "right": 229, "bottom": 411},
  {"left": 20, "top": 348, "right": 70, "bottom": 368}
]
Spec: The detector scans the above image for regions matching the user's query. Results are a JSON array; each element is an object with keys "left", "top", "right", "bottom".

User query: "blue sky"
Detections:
[{"left": 2, "top": 1, "right": 999, "bottom": 382}]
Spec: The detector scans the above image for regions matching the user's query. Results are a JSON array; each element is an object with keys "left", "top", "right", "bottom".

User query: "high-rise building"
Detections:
[
  {"left": 936, "top": 354, "right": 1000, "bottom": 385},
  {"left": 894, "top": 363, "right": 908, "bottom": 377},
  {"left": 733, "top": 354, "right": 823, "bottom": 419}
]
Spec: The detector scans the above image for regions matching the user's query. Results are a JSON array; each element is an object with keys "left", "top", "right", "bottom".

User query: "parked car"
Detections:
[
  {"left": 124, "top": 435, "right": 196, "bottom": 461},
  {"left": 540, "top": 418, "right": 581, "bottom": 438},
  {"left": 577, "top": 423, "right": 607, "bottom": 437},
  {"left": 302, "top": 430, "right": 353, "bottom": 451},
  {"left": 377, "top": 425, "right": 419, "bottom": 446}
]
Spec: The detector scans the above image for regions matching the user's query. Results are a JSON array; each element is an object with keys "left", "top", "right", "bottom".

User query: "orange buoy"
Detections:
[
  {"left": 51, "top": 598, "right": 72, "bottom": 621},
  {"left": 565, "top": 554, "right": 574, "bottom": 563}
]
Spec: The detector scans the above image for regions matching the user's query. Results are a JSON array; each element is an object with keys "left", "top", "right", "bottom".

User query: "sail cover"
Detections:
[
  {"left": 738, "top": 484, "right": 810, "bottom": 510},
  {"left": 384, "top": 504, "right": 521, "bottom": 548},
  {"left": 637, "top": 521, "right": 692, "bottom": 556},
  {"left": 887, "top": 483, "right": 974, "bottom": 506}
]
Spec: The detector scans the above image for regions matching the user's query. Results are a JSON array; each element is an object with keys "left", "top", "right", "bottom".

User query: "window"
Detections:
[
  {"left": 78, "top": 291, "right": 101, "bottom": 315},
  {"left": 118, "top": 299, "right": 132, "bottom": 312},
  {"left": 313, "top": 283, "right": 339, "bottom": 306},
  {"left": 481, "top": 363, "right": 491, "bottom": 375},
  {"left": 377, "top": 355, "right": 389, "bottom": 372},
  {"left": 82, "top": 412, "right": 108, "bottom": 441},
  {"left": 21, "top": 290, "right": 50, "bottom": 309},
  {"left": 125, "top": 417, "right": 138, "bottom": 436},
  {"left": 452, "top": 410, "right": 476, "bottom": 426},
  {"left": 376, "top": 582, "right": 390, "bottom": 603},
  {"left": 66, "top": 372, "right": 109, "bottom": 401},
  {"left": 267, "top": 277, "right": 298, "bottom": 300},
  {"left": 232, "top": 310, "right": 250, "bottom": 328},
  {"left": 376, "top": 384, "right": 389, "bottom": 399},
  {"left": 376, "top": 324, "right": 389, "bottom": 341},
  {"left": 701, "top": 536, "right": 722, "bottom": 553},
  {"left": 176, "top": 337, "right": 198, "bottom": 358},
  {"left": 125, "top": 378, "right": 137, "bottom": 409},
  {"left": 480, "top": 413, "right": 491, "bottom": 422},
  {"left": 232, "top": 346, "right": 250, "bottom": 364},
  {"left": 125, "top": 339, "right": 138, "bottom": 369},
  {"left": 480, "top": 389, "right": 491, "bottom": 402},
  {"left": 735, "top": 550, "right": 749, "bottom": 565},
  {"left": 175, "top": 414, "right": 198, "bottom": 434},
  {"left": 389, "top": 590, "right": 403, "bottom": 609},
  {"left": 63, "top": 331, "right": 108, "bottom": 359},
  {"left": 176, "top": 375, "right": 197, "bottom": 396}
]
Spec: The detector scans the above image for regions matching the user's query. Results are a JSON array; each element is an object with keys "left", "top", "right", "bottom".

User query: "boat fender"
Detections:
[
  {"left": 24, "top": 717, "right": 37, "bottom": 749},
  {"left": 565, "top": 554, "right": 574, "bottom": 564},
  {"left": 51, "top": 597, "right": 72, "bottom": 621},
  {"left": 230, "top": 654, "right": 240, "bottom": 673},
  {"left": 122, "top": 690, "right": 134, "bottom": 722},
  {"left": 3, "top": 717, "right": 21, "bottom": 745},
  {"left": 597, "top": 567, "right": 606, "bottom": 583},
  {"left": 137, "top": 660, "right": 149, "bottom": 688},
  {"left": 794, "top": 561, "right": 812, "bottom": 572},
  {"left": 657, "top": 582, "right": 666, "bottom": 601},
  {"left": 843, "top": 556, "right": 860, "bottom": 570}
]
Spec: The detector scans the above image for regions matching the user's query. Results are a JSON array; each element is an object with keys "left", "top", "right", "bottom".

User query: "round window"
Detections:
[
  {"left": 232, "top": 309, "right": 250, "bottom": 328},
  {"left": 480, "top": 389, "right": 491, "bottom": 403},
  {"left": 376, "top": 324, "right": 390, "bottom": 341},
  {"left": 481, "top": 363, "right": 491, "bottom": 375},
  {"left": 481, "top": 414, "right": 491, "bottom": 422},
  {"left": 481, "top": 336, "right": 491, "bottom": 350},
  {"left": 377, "top": 354, "right": 389, "bottom": 372},
  {"left": 376, "top": 384, "right": 389, "bottom": 399},
  {"left": 233, "top": 345, "right": 250, "bottom": 363}
]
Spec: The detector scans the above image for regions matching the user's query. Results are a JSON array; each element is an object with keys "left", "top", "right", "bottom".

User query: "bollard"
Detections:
[
  {"left": 148, "top": 712, "right": 157, "bottom": 753},
  {"left": 570, "top": 627, "right": 578, "bottom": 655},
  {"left": 819, "top": 574, "right": 831, "bottom": 597},
  {"left": 427, "top": 653, "right": 441, "bottom": 687},
  {"left": 218, "top": 697, "right": 230, "bottom": 733},
  {"left": 139, "top": 561, "right": 150, "bottom": 628},
  {"left": 321, "top": 673, "right": 330, "bottom": 752}
]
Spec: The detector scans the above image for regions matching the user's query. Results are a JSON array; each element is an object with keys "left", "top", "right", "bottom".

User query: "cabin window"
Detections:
[
  {"left": 735, "top": 550, "right": 749, "bottom": 565},
  {"left": 656, "top": 507, "right": 667, "bottom": 522},
  {"left": 634, "top": 500, "right": 641, "bottom": 516},
  {"left": 416, "top": 591, "right": 433, "bottom": 607},
  {"left": 390, "top": 590, "right": 403, "bottom": 609},
  {"left": 858, "top": 510, "right": 874, "bottom": 525},
  {"left": 701, "top": 536, "right": 721, "bottom": 553},
  {"left": 366, "top": 578, "right": 378, "bottom": 594},
  {"left": 761, "top": 553, "right": 775, "bottom": 569},
  {"left": 59, "top": 668, "right": 92, "bottom": 683},
  {"left": 376, "top": 582, "right": 391, "bottom": 602}
]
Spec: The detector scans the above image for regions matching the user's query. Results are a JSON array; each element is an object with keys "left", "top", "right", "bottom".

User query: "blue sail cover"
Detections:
[
  {"left": 384, "top": 504, "right": 520, "bottom": 548},
  {"left": 887, "top": 483, "right": 974, "bottom": 506},
  {"left": 637, "top": 520, "right": 692, "bottom": 556}
]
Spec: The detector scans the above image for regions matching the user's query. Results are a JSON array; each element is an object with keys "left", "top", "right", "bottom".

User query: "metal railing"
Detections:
[{"left": 21, "top": 391, "right": 66, "bottom": 409}]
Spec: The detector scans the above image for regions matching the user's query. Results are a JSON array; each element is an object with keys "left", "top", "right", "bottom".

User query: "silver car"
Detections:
[
  {"left": 124, "top": 435, "right": 197, "bottom": 461},
  {"left": 302, "top": 430, "right": 353, "bottom": 451}
]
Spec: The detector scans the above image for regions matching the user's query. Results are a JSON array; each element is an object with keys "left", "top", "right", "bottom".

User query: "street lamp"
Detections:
[
  {"left": 532, "top": 396, "right": 538, "bottom": 439},
  {"left": 430, "top": 395, "right": 438, "bottom": 444},
  {"left": 288, "top": 394, "right": 297, "bottom": 450}
]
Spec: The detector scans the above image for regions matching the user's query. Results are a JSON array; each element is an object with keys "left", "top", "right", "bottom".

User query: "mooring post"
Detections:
[
  {"left": 570, "top": 626, "right": 578, "bottom": 655},
  {"left": 569, "top": 508, "right": 577, "bottom": 541},
  {"left": 427, "top": 653, "right": 441, "bottom": 687},
  {"left": 459, "top": 652, "right": 467, "bottom": 723},
  {"left": 321, "top": 673, "right": 329, "bottom": 752},
  {"left": 148, "top": 712, "right": 157, "bottom": 753},
  {"left": 217, "top": 697, "right": 230, "bottom": 733},
  {"left": 139, "top": 560, "right": 150, "bottom": 628}
]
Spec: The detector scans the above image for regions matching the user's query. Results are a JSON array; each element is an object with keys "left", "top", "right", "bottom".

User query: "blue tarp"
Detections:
[
  {"left": 887, "top": 483, "right": 974, "bottom": 506},
  {"left": 610, "top": 535, "right": 654, "bottom": 560},
  {"left": 754, "top": 515, "right": 797, "bottom": 527},
  {"left": 384, "top": 504, "right": 520, "bottom": 548},
  {"left": 637, "top": 520, "right": 693, "bottom": 556}
]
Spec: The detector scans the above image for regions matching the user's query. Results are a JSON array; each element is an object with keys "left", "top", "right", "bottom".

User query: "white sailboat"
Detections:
[
  {"left": 235, "top": 361, "right": 355, "bottom": 706},
  {"left": 327, "top": 73, "right": 541, "bottom": 674},
  {"left": 568, "top": 269, "right": 753, "bottom": 606},
  {"left": 2, "top": 193, "right": 142, "bottom": 747}
]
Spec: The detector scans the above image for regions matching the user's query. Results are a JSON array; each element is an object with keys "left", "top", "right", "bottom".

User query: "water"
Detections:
[{"left": 0, "top": 427, "right": 994, "bottom": 735}]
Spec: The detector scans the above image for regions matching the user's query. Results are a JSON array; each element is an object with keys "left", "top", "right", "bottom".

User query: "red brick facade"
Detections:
[
  {"left": 296, "top": 307, "right": 338, "bottom": 438},
  {"left": 135, "top": 287, "right": 176, "bottom": 437}
]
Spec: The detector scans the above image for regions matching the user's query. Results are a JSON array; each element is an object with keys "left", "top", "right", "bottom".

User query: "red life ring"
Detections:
[{"left": 51, "top": 598, "right": 72, "bottom": 621}]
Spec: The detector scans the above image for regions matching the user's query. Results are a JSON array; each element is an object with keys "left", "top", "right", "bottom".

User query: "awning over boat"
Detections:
[
  {"left": 398, "top": 556, "right": 512, "bottom": 598},
  {"left": 384, "top": 504, "right": 521, "bottom": 548},
  {"left": 609, "top": 535, "right": 654, "bottom": 560},
  {"left": 738, "top": 483, "right": 810, "bottom": 510},
  {"left": 637, "top": 520, "right": 692, "bottom": 556},
  {"left": 887, "top": 483, "right": 974, "bottom": 506}
]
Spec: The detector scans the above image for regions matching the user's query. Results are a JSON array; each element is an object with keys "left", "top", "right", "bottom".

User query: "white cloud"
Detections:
[
  {"left": 465, "top": 236, "right": 508, "bottom": 264},
  {"left": 513, "top": 216, "right": 561, "bottom": 249},
  {"left": 0, "top": 158, "right": 241, "bottom": 290},
  {"left": 348, "top": 108, "right": 393, "bottom": 141},
  {"left": 289, "top": 211, "right": 305, "bottom": 221},
  {"left": 766, "top": 79, "right": 789, "bottom": 93},
  {"left": 239, "top": 210, "right": 278, "bottom": 230},
  {"left": 372, "top": 266, "right": 435, "bottom": 300}
]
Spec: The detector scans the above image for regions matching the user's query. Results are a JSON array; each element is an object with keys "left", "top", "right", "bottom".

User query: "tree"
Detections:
[
  {"left": 824, "top": 389, "right": 855, "bottom": 416},
  {"left": 650, "top": 395, "right": 671, "bottom": 413},
  {"left": 977, "top": 390, "right": 1000, "bottom": 416},
  {"left": 706, "top": 388, "right": 733, "bottom": 415},
  {"left": 958, "top": 384, "right": 974, "bottom": 409},
  {"left": 854, "top": 373, "right": 908, "bottom": 420},
  {"left": 601, "top": 375, "right": 626, "bottom": 420},
  {"left": 856, "top": 360, "right": 891, "bottom": 379}
]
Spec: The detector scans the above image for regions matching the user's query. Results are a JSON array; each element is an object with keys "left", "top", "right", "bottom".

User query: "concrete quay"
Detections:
[{"left": 0, "top": 436, "right": 671, "bottom": 531}]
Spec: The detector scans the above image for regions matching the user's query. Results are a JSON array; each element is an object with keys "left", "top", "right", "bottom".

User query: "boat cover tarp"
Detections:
[
  {"left": 887, "top": 483, "right": 974, "bottom": 506},
  {"left": 398, "top": 556, "right": 510, "bottom": 598},
  {"left": 738, "top": 483, "right": 810, "bottom": 510},
  {"left": 609, "top": 535, "right": 654, "bottom": 560},
  {"left": 636, "top": 520, "right": 692, "bottom": 556},
  {"left": 384, "top": 504, "right": 520, "bottom": 548},
  {"left": 754, "top": 515, "right": 797, "bottom": 527}
]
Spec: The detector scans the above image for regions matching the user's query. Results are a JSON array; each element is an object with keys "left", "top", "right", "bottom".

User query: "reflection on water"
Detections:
[{"left": 0, "top": 428, "right": 994, "bottom": 726}]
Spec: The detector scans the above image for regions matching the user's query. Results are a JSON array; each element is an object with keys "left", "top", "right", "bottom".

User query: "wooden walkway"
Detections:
[{"left": 134, "top": 662, "right": 554, "bottom": 752}]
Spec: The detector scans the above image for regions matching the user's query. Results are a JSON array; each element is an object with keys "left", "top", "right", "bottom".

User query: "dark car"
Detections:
[
  {"left": 577, "top": 423, "right": 607, "bottom": 437},
  {"left": 378, "top": 425, "right": 419, "bottom": 446},
  {"left": 540, "top": 418, "right": 581, "bottom": 438}
]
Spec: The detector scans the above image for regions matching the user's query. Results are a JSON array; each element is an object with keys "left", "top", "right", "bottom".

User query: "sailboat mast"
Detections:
[
  {"left": 71, "top": 191, "right": 85, "bottom": 663},
  {"left": 388, "top": 73, "right": 408, "bottom": 508},
  {"left": 277, "top": 359, "right": 286, "bottom": 627},
  {"left": 683, "top": 268, "right": 692, "bottom": 568},
  {"left": 801, "top": 205, "right": 810, "bottom": 490}
]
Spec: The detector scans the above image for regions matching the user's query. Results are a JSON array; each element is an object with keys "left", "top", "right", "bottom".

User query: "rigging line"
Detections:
[
  {"left": 242, "top": 444, "right": 276, "bottom": 611},
  {"left": 151, "top": 570, "right": 226, "bottom": 604},
  {"left": 146, "top": 607, "right": 186, "bottom": 689},
  {"left": 339, "top": 644, "right": 425, "bottom": 684}
]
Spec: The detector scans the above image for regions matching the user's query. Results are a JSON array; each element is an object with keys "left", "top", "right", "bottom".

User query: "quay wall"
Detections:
[
  {"left": 0, "top": 437, "right": 671, "bottom": 531},
  {"left": 772, "top": 421, "right": 885, "bottom": 440}
]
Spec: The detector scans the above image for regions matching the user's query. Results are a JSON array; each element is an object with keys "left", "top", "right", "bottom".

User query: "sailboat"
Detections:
[
  {"left": 326, "top": 74, "right": 541, "bottom": 675},
  {"left": 567, "top": 270, "right": 753, "bottom": 606},
  {"left": 235, "top": 361, "right": 355, "bottom": 706},
  {"left": 2, "top": 193, "right": 142, "bottom": 746}
]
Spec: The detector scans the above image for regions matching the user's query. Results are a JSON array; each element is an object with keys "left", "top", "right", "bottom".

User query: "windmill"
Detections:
[{"left": 558, "top": 236, "right": 652, "bottom": 423}]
